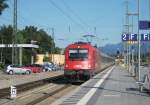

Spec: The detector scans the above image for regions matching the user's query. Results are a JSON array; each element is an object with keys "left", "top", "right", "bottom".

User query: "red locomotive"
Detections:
[{"left": 64, "top": 42, "right": 102, "bottom": 82}]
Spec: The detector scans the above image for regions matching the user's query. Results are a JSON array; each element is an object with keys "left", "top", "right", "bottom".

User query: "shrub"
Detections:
[
  {"left": 0, "top": 62, "right": 4, "bottom": 70},
  {"left": 43, "top": 56, "right": 50, "bottom": 62}
]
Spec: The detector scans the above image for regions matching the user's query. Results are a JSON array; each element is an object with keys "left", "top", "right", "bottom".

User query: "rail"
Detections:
[{"left": 0, "top": 74, "right": 63, "bottom": 99}]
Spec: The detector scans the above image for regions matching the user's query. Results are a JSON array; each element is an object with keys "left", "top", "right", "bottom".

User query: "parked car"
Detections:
[
  {"left": 43, "top": 62, "right": 61, "bottom": 71},
  {"left": 42, "top": 62, "right": 53, "bottom": 72},
  {"left": 52, "top": 64, "right": 61, "bottom": 71},
  {"left": 32, "top": 64, "right": 43, "bottom": 72},
  {"left": 42, "top": 64, "right": 52, "bottom": 72},
  {"left": 23, "top": 64, "right": 43, "bottom": 73},
  {"left": 6, "top": 65, "right": 31, "bottom": 75}
]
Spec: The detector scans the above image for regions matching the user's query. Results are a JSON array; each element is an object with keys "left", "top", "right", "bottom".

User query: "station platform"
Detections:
[
  {"left": 52, "top": 66, "right": 150, "bottom": 105},
  {"left": 0, "top": 71, "right": 63, "bottom": 89}
]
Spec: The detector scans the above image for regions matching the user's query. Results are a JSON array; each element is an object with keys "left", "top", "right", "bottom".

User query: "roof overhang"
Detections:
[{"left": 0, "top": 44, "right": 39, "bottom": 48}]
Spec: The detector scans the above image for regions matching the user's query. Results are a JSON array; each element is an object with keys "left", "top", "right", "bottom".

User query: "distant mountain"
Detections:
[
  {"left": 100, "top": 42, "right": 150, "bottom": 56},
  {"left": 99, "top": 43, "right": 124, "bottom": 55}
]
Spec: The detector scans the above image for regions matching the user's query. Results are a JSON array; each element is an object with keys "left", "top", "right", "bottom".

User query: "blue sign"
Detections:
[
  {"left": 141, "top": 34, "right": 150, "bottom": 41},
  {"left": 139, "top": 21, "right": 150, "bottom": 30},
  {"left": 129, "top": 34, "right": 138, "bottom": 41},
  {"left": 122, "top": 34, "right": 137, "bottom": 41},
  {"left": 122, "top": 34, "right": 129, "bottom": 41}
]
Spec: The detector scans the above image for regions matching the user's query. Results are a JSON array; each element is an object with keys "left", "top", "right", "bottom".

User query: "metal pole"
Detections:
[
  {"left": 131, "top": 15, "right": 134, "bottom": 75},
  {"left": 123, "top": 42, "right": 126, "bottom": 65},
  {"left": 51, "top": 28, "right": 54, "bottom": 63},
  {"left": 12, "top": 0, "right": 17, "bottom": 64},
  {"left": 15, "top": 0, "right": 19, "bottom": 64},
  {"left": 129, "top": 44, "right": 131, "bottom": 72},
  {"left": 0, "top": 38, "right": 3, "bottom": 63},
  {"left": 31, "top": 48, "right": 34, "bottom": 64},
  {"left": 31, "top": 55, "right": 34, "bottom": 64},
  {"left": 125, "top": 1, "right": 129, "bottom": 70},
  {"left": 19, "top": 47, "right": 22, "bottom": 66},
  {"left": 137, "top": 0, "right": 141, "bottom": 81},
  {"left": 132, "top": 47, "right": 135, "bottom": 76}
]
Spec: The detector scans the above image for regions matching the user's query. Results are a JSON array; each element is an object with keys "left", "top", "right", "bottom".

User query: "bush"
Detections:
[
  {"left": 43, "top": 56, "right": 50, "bottom": 62},
  {"left": 0, "top": 62, "right": 4, "bottom": 70}
]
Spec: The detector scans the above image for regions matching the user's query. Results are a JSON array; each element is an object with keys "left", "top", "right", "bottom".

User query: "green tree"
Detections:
[
  {"left": 19, "top": 26, "right": 61, "bottom": 64},
  {"left": 54, "top": 47, "right": 61, "bottom": 54},
  {"left": 0, "top": 25, "right": 13, "bottom": 64},
  {"left": 0, "top": 25, "right": 61, "bottom": 64},
  {"left": 0, "top": 0, "right": 8, "bottom": 15}
]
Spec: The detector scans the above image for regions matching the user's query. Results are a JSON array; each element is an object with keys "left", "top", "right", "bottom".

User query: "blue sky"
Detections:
[{"left": 0, "top": 0, "right": 149, "bottom": 48}]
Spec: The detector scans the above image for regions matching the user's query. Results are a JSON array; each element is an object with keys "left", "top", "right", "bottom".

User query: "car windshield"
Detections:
[
  {"left": 11, "top": 65, "right": 21, "bottom": 67},
  {"left": 69, "top": 48, "right": 88, "bottom": 60}
]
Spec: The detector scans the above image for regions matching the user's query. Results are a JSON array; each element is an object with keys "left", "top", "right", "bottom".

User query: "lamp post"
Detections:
[
  {"left": 137, "top": 0, "right": 141, "bottom": 81},
  {"left": 127, "top": 13, "right": 138, "bottom": 73}
]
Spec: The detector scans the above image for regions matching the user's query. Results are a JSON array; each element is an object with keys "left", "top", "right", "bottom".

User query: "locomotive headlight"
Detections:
[{"left": 65, "top": 64, "right": 68, "bottom": 67}]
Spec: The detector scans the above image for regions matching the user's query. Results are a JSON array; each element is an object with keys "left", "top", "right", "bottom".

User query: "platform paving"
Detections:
[
  {"left": 86, "top": 66, "right": 150, "bottom": 105},
  {"left": 53, "top": 66, "right": 150, "bottom": 105}
]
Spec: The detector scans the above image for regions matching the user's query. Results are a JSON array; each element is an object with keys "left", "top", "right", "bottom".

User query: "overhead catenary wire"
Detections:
[
  {"left": 1, "top": 0, "right": 89, "bottom": 41},
  {"left": 47, "top": 0, "right": 88, "bottom": 33},
  {"left": 61, "top": 0, "right": 90, "bottom": 28}
]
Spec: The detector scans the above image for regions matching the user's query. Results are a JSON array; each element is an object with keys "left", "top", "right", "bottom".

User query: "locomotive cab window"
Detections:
[{"left": 69, "top": 49, "right": 88, "bottom": 60}]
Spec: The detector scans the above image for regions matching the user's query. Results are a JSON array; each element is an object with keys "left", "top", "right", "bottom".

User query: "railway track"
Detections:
[
  {"left": 0, "top": 75, "right": 64, "bottom": 99},
  {"left": 25, "top": 84, "right": 73, "bottom": 105},
  {"left": 0, "top": 65, "right": 114, "bottom": 105},
  {"left": 0, "top": 75, "right": 80, "bottom": 105}
]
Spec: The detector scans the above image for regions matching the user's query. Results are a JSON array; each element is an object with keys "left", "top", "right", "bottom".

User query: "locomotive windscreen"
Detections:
[{"left": 69, "top": 48, "right": 88, "bottom": 60}]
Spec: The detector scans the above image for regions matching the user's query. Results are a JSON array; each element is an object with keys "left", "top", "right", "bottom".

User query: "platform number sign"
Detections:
[
  {"left": 122, "top": 34, "right": 129, "bottom": 41},
  {"left": 141, "top": 34, "right": 150, "bottom": 41},
  {"left": 10, "top": 86, "right": 17, "bottom": 99},
  {"left": 130, "top": 34, "right": 138, "bottom": 41},
  {"left": 122, "top": 34, "right": 137, "bottom": 41}
]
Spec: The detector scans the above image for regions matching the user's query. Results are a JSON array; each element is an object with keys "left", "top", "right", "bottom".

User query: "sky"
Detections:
[{"left": 0, "top": 0, "right": 149, "bottom": 48}]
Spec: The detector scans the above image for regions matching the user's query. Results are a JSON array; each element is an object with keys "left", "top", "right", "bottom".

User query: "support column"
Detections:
[{"left": 19, "top": 47, "right": 22, "bottom": 66}]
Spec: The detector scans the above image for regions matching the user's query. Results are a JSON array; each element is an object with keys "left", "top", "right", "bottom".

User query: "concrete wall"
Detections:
[{"left": 35, "top": 54, "right": 65, "bottom": 65}]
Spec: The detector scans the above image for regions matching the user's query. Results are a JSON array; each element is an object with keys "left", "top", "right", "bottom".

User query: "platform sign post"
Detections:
[
  {"left": 10, "top": 86, "right": 17, "bottom": 99},
  {"left": 122, "top": 33, "right": 137, "bottom": 70}
]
